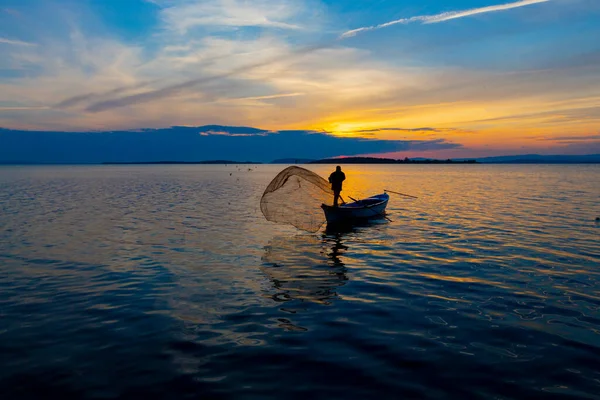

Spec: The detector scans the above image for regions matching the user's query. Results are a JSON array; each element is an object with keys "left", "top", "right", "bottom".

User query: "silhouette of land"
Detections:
[
  {"left": 102, "top": 160, "right": 262, "bottom": 165},
  {"left": 308, "top": 157, "right": 478, "bottom": 164},
  {"left": 102, "top": 157, "right": 477, "bottom": 165},
  {"left": 1, "top": 126, "right": 598, "bottom": 164},
  {"left": 4, "top": 153, "right": 599, "bottom": 165}
]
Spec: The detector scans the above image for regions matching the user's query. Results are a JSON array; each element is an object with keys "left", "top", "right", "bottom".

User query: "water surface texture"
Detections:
[{"left": 1, "top": 164, "right": 599, "bottom": 399}]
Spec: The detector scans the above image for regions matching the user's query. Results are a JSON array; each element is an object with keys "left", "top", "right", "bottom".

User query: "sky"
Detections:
[{"left": 1, "top": 0, "right": 600, "bottom": 160}]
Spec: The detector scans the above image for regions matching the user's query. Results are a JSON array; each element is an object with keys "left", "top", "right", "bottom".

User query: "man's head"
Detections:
[{"left": 336, "top": 166, "right": 341, "bottom": 172}]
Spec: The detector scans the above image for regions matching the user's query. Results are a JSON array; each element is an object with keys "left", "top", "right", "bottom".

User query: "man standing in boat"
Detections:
[{"left": 328, "top": 166, "right": 346, "bottom": 207}]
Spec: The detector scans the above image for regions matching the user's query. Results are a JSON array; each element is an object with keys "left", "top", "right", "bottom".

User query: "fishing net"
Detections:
[{"left": 261, "top": 166, "right": 333, "bottom": 232}]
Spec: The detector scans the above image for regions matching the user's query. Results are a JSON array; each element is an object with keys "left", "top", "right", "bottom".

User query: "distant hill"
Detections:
[
  {"left": 102, "top": 160, "right": 262, "bottom": 165},
  {"left": 310, "top": 156, "right": 397, "bottom": 164},
  {"left": 309, "top": 157, "right": 477, "bottom": 164},
  {"left": 309, "top": 154, "right": 600, "bottom": 164}
]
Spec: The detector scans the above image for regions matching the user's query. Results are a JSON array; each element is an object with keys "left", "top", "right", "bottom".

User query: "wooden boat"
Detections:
[{"left": 321, "top": 193, "right": 389, "bottom": 224}]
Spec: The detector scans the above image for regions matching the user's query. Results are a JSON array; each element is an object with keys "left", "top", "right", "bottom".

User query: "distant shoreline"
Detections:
[
  {"left": 308, "top": 157, "right": 478, "bottom": 164},
  {"left": 101, "top": 160, "right": 262, "bottom": 165},
  {"left": 1, "top": 161, "right": 600, "bottom": 166},
  {"left": 1, "top": 155, "right": 599, "bottom": 165},
  {"left": 102, "top": 158, "right": 479, "bottom": 165}
]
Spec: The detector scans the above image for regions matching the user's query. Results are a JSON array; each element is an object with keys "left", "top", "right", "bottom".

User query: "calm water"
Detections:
[{"left": 1, "top": 164, "right": 599, "bottom": 399}]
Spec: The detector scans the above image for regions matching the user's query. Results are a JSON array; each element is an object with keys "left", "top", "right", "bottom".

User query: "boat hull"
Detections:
[{"left": 321, "top": 193, "right": 389, "bottom": 224}]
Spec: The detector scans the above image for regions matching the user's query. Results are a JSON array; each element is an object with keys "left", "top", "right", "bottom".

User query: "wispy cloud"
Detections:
[
  {"left": 536, "top": 134, "right": 600, "bottom": 141},
  {"left": 43, "top": 0, "right": 555, "bottom": 116},
  {"left": 0, "top": 37, "right": 36, "bottom": 47},
  {"left": 152, "top": 0, "right": 306, "bottom": 34},
  {"left": 0, "top": 106, "right": 49, "bottom": 111},
  {"left": 341, "top": 0, "right": 551, "bottom": 38},
  {"left": 55, "top": 82, "right": 155, "bottom": 109},
  {"left": 356, "top": 127, "right": 458, "bottom": 133},
  {"left": 82, "top": 42, "right": 328, "bottom": 113},
  {"left": 234, "top": 92, "right": 305, "bottom": 101},
  {"left": 1, "top": 0, "right": 599, "bottom": 160}
]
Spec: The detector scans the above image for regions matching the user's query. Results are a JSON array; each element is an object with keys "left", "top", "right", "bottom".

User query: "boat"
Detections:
[{"left": 321, "top": 193, "right": 389, "bottom": 224}]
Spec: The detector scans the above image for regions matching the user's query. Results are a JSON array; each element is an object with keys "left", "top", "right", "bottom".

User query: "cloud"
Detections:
[
  {"left": 15, "top": 0, "right": 566, "bottom": 123},
  {"left": 356, "top": 127, "right": 458, "bottom": 133},
  {"left": 67, "top": 0, "right": 558, "bottom": 114},
  {"left": 0, "top": 37, "right": 36, "bottom": 47},
  {"left": 421, "top": 0, "right": 551, "bottom": 24},
  {"left": 229, "top": 92, "right": 305, "bottom": 101},
  {"left": 196, "top": 125, "right": 270, "bottom": 136},
  {"left": 1, "top": 0, "right": 599, "bottom": 160},
  {"left": 535, "top": 134, "right": 600, "bottom": 141},
  {"left": 79, "top": 41, "right": 329, "bottom": 113},
  {"left": 340, "top": 0, "right": 551, "bottom": 38},
  {"left": 199, "top": 130, "right": 268, "bottom": 136},
  {"left": 458, "top": 101, "right": 600, "bottom": 126},
  {"left": 553, "top": 140, "right": 600, "bottom": 154},
  {"left": 55, "top": 82, "right": 155, "bottom": 109},
  {"left": 0, "top": 126, "right": 462, "bottom": 163},
  {"left": 152, "top": 0, "right": 306, "bottom": 34},
  {"left": 0, "top": 106, "right": 49, "bottom": 111}
]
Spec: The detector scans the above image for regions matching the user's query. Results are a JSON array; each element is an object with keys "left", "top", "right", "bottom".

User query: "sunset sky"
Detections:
[{"left": 1, "top": 0, "right": 600, "bottom": 160}]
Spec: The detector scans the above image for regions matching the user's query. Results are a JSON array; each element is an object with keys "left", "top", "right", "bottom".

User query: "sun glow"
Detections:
[{"left": 1, "top": 0, "right": 599, "bottom": 157}]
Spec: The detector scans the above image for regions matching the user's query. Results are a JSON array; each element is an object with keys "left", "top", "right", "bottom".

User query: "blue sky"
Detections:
[{"left": 1, "top": 0, "right": 599, "bottom": 159}]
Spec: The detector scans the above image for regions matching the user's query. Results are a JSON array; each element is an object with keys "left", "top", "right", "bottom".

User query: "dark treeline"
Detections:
[
  {"left": 308, "top": 157, "right": 477, "bottom": 164},
  {"left": 102, "top": 160, "right": 262, "bottom": 165}
]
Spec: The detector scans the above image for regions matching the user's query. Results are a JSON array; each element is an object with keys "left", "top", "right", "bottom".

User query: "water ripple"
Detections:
[{"left": 0, "top": 164, "right": 599, "bottom": 399}]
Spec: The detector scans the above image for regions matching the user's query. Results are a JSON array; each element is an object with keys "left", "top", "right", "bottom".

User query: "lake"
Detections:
[{"left": 1, "top": 164, "right": 599, "bottom": 399}]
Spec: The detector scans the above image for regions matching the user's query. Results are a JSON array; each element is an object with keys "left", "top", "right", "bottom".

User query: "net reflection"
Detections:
[{"left": 261, "top": 233, "right": 349, "bottom": 319}]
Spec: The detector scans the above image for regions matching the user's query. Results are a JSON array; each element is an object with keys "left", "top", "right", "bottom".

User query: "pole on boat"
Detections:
[{"left": 384, "top": 189, "right": 418, "bottom": 199}]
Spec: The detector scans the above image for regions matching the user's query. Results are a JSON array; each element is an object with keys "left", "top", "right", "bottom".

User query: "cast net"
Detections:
[{"left": 260, "top": 166, "right": 332, "bottom": 232}]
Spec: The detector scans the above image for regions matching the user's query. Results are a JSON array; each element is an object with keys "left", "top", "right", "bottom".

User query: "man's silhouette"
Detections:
[{"left": 328, "top": 166, "right": 346, "bottom": 207}]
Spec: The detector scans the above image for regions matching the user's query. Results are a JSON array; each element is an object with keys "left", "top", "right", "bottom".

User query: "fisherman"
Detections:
[{"left": 328, "top": 166, "right": 346, "bottom": 207}]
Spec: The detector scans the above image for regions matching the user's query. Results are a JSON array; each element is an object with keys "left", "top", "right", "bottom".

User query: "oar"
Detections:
[
  {"left": 384, "top": 189, "right": 418, "bottom": 199},
  {"left": 348, "top": 196, "right": 392, "bottom": 222}
]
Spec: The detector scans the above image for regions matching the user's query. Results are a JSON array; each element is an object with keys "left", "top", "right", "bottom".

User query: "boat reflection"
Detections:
[
  {"left": 323, "top": 211, "right": 389, "bottom": 234},
  {"left": 261, "top": 232, "right": 350, "bottom": 331}
]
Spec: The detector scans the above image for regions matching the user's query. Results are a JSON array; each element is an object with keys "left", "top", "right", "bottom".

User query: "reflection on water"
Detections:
[
  {"left": 1, "top": 164, "right": 599, "bottom": 399},
  {"left": 262, "top": 234, "right": 349, "bottom": 303},
  {"left": 261, "top": 234, "right": 350, "bottom": 330},
  {"left": 324, "top": 216, "right": 389, "bottom": 235}
]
